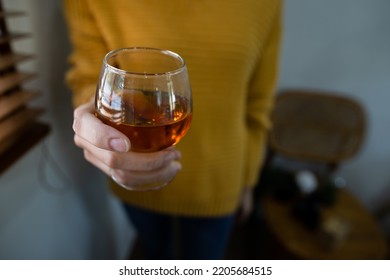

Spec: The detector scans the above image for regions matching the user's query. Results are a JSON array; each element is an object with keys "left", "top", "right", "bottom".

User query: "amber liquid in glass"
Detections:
[{"left": 96, "top": 90, "right": 192, "bottom": 153}]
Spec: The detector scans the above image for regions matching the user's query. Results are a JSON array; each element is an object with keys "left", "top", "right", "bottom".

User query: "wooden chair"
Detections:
[{"left": 265, "top": 89, "right": 366, "bottom": 173}]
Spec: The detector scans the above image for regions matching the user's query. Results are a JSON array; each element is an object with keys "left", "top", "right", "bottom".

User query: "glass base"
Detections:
[
  {"left": 109, "top": 169, "right": 169, "bottom": 191},
  {"left": 117, "top": 181, "right": 168, "bottom": 191}
]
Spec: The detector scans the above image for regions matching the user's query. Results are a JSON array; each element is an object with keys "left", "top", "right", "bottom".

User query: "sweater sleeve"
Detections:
[
  {"left": 244, "top": 6, "right": 283, "bottom": 188},
  {"left": 63, "top": 0, "right": 109, "bottom": 108}
]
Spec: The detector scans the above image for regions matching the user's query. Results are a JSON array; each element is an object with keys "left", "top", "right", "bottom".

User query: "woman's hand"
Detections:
[
  {"left": 72, "top": 100, "right": 182, "bottom": 189},
  {"left": 237, "top": 187, "right": 254, "bottom": 224}
]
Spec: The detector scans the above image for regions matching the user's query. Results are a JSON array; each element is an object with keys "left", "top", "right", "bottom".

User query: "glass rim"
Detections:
[{"left": 103, "top": 47, "right": 187, "bottom": 76}]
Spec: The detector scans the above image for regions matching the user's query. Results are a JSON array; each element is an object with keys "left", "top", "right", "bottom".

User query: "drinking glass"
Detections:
[{"left": 95, "top": 47, "right": 192, "bottom": 191}]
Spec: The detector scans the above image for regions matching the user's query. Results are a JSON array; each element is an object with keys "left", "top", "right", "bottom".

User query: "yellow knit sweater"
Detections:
[{"left": 64, "top": 0, "right": 282, "bottom": 216}]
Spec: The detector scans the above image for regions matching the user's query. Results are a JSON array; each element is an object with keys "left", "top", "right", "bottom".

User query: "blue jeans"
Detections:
[{"left": 122, "top": 204, "right": 235, "bottom": 260}]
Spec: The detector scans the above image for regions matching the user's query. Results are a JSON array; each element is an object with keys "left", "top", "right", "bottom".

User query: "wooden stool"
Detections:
[{"left": 261, "top": 189, "right": 388, "bottom": 259}]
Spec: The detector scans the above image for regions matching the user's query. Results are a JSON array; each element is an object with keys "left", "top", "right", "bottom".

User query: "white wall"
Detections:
[{"left": 0, "top": 0, "right": 389, "bottom": 259}]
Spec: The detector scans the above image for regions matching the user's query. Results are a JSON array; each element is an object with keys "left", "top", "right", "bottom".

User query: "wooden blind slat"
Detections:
[
  {"left": 0, "top": 11, "right": 26, "bottom": 18},
  {"left": 0, "top": 90, "right": 39, "bottom": 120},
  {"left": 0, "top": 53, "right": 33, "bottom": 70},
  {"left": 0, "top": 122, "right": 50, "bottom": 173},
  {"left": 0, "top": 107, "right": 44, "bottom": 148},
  {"left": 0, "top": 72, "right": 35, "bottom": 95},
  {"left": 0, "top": 32, "right": 30, "bottom": 44}
]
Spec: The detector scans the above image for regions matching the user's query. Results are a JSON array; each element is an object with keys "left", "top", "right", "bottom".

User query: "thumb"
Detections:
[{"left": 73, "top": 100, "right": 130, "bottom": 152}]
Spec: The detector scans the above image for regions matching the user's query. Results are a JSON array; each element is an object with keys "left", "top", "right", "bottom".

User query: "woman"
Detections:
[{"left": 64, "top": 0, "right": 282, "bottom": 259}]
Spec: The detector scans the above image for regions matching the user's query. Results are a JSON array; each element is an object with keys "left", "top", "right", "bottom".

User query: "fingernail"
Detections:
[{"left": 109, "top": 138, "right": 129, "bottom": 152}]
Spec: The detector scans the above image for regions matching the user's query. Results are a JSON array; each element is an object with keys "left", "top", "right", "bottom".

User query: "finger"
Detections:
[
  {"left": 83, "top": 149, "right": 112, "bottom": 176},
  {"left": 84, "top": 149, "right": 182, "bottom": 188},
  {"left": 236, "top": 188, "right": 254, "bottom": 224},
  {"left": 73, "top": 101, "right": 130, "bottom": 152},
  {"left": 75, "top": 134, "right": 181, "bottom": 171}
]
